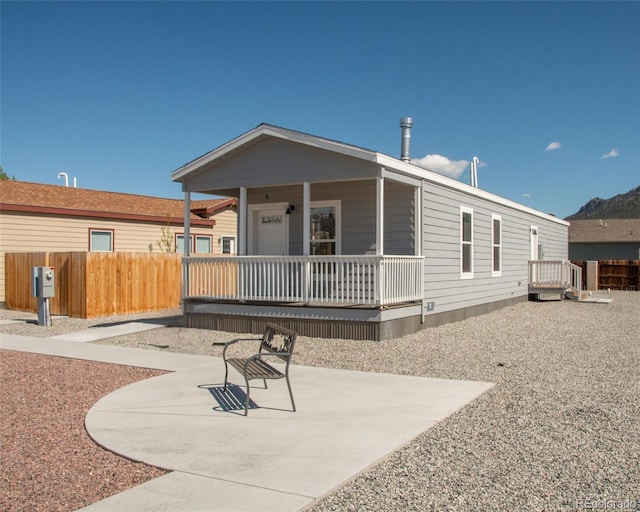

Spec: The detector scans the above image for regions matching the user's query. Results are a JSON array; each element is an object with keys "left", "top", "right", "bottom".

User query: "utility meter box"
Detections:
[{"left": 32, "top": 266, "right": 55, "bottom": 298}]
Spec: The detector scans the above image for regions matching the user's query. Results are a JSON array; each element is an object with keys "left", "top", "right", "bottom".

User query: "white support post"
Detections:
[
  {"left": 239, "top": 187, "right": 247, "bottom": 256},
  {"left": 303, "top": 181, "right": 310, "bottom": 256},
  {"left": 183, "top": 191, "right": 191, "bottom": 300},
  {"left": 414, "top": 184, "right": 422, "bottom": 256},
  {"left": 184, "top": 191, "right": 191, "bottom": 257},
  {"left": 303, "top": 182, "right": 311, "bottom": 302},
  {"left": 376, "top": 174, "right": 384, "bottom": 255}
]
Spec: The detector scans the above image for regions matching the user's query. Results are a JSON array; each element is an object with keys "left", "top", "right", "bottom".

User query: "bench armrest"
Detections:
[
  {"left": 212, "top": 337, "right": 261, "bottom": 347},
  {"left": 216, "top": 337, "right": 263, "bottom": 358}
]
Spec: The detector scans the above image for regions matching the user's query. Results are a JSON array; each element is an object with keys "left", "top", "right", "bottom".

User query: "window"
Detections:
[
  {"left": 176, "top": 234, "right": 192, "bottom": 254},
  {"left": 89, "top": 229, "right": 113, "bottom": 252},
  {"left": 310, "top": 201, "right": 341, "bottom": 255},
  {"left": 195, "top": 235, "right": 212, "bottom": 254},
  {"left": 221, "top": 236, "right": 236, "bottom": 254},
  {"left": 460, "top": 207, "right": 473, "bottom": 277},
  {"left": 492, "top": 214, "right": 502, "bottom": 276}
]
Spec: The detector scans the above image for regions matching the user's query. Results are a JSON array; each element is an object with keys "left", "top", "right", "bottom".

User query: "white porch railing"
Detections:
[
  {"left": 182, "top": 255, "right": 424, "bottom": 306},
  {"left": 528, "top": 260, "right": 583, "bottom": 291}
]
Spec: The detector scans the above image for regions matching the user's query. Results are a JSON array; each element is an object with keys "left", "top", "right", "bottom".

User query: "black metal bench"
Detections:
[{"left": 217, "top": 323, "right": 297, "bottom": 416}]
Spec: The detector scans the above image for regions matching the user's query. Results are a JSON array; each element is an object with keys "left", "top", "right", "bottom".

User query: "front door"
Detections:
[{"left": 251, "top": 206, "right": 288, "bottom": 255}]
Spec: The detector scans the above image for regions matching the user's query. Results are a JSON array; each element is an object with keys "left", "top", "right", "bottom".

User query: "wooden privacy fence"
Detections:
[
  {"left": 5, "top": 252, "right": 183, "bottom": 318},
  {"left": 572, "top": 259, "right": 640, "bottom": 291}
]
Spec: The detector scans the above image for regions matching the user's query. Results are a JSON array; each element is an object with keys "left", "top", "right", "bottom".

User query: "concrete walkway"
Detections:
[{"left": 1, "top": 326, "right": 494, "bottom": 512}]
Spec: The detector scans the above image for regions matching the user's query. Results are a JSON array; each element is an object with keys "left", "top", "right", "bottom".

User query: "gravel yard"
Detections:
[{"left": 1, "top": 291, "right": 638, "bottom": 511}]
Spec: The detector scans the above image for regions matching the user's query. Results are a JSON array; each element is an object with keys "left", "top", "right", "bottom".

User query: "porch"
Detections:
[
  {"left": 528, "top": 260, "right": 585, "bottom": 300},
  {"left": 181, "top": 255, "right": 425, "bottom": 340}
]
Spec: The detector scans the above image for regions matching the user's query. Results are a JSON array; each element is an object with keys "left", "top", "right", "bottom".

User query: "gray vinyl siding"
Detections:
[
  {"left": 246, "top": 179, "right": 415, "bottom": 256},
  {"left": 186, "top": 138, "right": 378, "bottom": 194},
  {"left": 422, "top": 182, "right": 568, "bottom": 316}
]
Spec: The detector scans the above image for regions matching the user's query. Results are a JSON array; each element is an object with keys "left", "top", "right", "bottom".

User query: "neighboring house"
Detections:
[
  {"left": 172, "top": 122, "right": 571, "bottom": 340},
  {"left": 568, "top": 218, "right": 640, "bottom": 260},
  {"left": 0, "top": 180, "right": 237, "bottom": 305}
]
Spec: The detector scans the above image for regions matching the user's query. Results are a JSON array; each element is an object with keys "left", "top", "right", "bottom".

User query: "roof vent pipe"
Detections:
[{"left": 399, "top": 117, "right": 413, "bottom": 162}]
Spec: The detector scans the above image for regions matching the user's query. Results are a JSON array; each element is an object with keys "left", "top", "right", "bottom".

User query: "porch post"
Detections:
[
  {"left": 183, "top": 191, "right": 191, "bottom": 300},
  {"left": 414, "top": 184, "right": 422, "bottom": 256},
  {"left": 376, "top": 173, "right": 385, "bottom": 305},
  {"left": 183, "top": 191, "right": 191, "bottom": 256},
  {"left": 239, "top": 186, "right": 247, "bottom": 255},
  {"left": 376, "top": 174, "right": 384, "bottom": 255},
  {"left": 303, "top": 181, "right": 311, "bottom": 303}
]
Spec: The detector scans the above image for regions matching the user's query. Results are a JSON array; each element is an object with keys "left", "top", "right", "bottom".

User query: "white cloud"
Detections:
[
  {"left": 522, "top": 193, "right": 532, "bottom": 198},
  {"left": 601, "top": 148, "right": 619, "bottom": 159},
  {"left": 545, "top": 141, "right": 562, "bottom": 152},
  {"left": 410, "top": 154, "right": 470, "bottom": 178}
]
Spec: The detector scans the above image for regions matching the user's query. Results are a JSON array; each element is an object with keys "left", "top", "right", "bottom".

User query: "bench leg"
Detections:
[
  {"left": 286, "top": 374, "right": 296, "bottom": 412},
  {"left": 243, "top": 375, "right": 251, "bottom": 416},
  {"left": 223, "top": 360, "right": 230, "bottom": 392}
]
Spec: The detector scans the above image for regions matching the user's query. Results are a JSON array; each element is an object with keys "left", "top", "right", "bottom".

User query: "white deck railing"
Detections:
[
  {"left": 528, "top": 260, "right": 582, "bottom": 291},
  {"left": 182, "top": 255, "right": 424, "bottom": 306}
]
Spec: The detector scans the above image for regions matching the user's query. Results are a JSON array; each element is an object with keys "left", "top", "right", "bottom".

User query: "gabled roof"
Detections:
[
  {"left": 171, "top": 123, "right": 379, "bottom": 181},
  {"left": 568, "top": 218, "right": 640, "bottom": 243},
  {"left": 0, "top": 180, "right": 231, "bottom": 226},
  {"left": 172, "top": 122, "right": 568, "bottom": 226}
]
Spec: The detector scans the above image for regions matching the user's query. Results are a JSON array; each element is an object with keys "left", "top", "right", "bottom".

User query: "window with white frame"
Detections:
[
  {"left": 89, "top": 229, "right": 114, "bottom": 252},
  {"left": 195, "top": 235, "right": 212, "bottom": 254},
  {"left": 221, "top": 236, "right": 236, "bottom": 254},
  {"left": 492, "top": 214, "right": 502, "bottom": 275},
  {"left": 460, "top": 207, "right": 473, "bottom": 277},
  {"left": 310, "top": 201, "right": 341, "bottom": 255}
]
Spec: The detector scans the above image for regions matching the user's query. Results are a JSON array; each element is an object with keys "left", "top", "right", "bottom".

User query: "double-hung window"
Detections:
[
  {"left": 460, "top": 207, "right": 473, "bottom": 278},
  {"left": 492, "top": 214, "right": 502, "bottom": 276}
]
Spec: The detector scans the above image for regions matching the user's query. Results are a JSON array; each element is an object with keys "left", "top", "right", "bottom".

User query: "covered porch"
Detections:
[{"left": 173, "top": 124, "right": 427, "bottom": 340}]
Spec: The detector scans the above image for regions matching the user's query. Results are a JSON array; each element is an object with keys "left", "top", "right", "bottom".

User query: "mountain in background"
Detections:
[{"left": 565, "top": 185, "right": 640, "bottom": 220}]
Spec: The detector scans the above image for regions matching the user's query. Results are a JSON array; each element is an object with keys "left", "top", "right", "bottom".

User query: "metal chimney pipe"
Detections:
[{"left": 399, "top": 117, "right": 413, "bottom": 162}]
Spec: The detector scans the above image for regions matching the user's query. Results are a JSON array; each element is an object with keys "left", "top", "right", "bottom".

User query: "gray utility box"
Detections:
[{"left": 32, "top": 266, "right": 55, "bottom": 298}]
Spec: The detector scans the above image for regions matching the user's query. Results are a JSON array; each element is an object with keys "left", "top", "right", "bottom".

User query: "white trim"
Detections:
[
  {"left": 460, "top": 206, "right": 474, "bottom": 279},
  {"left": 89, "top": 229, "right": 113, "bottom": 252}
]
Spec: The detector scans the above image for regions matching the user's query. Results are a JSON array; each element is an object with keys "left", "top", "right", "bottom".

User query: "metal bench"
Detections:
[{"left": 218, "top": 323, "right": 297, "bottom": 416}]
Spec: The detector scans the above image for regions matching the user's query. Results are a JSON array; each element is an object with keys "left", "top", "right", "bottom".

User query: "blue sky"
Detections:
[{"left": 2, "top": 1, "right": 638, "bottom": 218}]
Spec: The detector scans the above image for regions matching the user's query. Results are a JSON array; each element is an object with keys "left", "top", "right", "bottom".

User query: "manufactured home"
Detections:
[{"left": 173, "top": 121, "right": 574, "bottom": 340}]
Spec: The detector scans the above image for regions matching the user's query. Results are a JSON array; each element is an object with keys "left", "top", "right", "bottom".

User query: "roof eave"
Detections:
[{"left": 376, "top": 154, "right": 569, "bottom": 226}]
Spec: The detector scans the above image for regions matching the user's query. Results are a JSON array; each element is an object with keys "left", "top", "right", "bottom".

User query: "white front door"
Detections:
[
  {"left": 250, "top": 205, "right": 288, "bottom": 255},
  {"left": 530, "top": 226, "right": 539, "bottom": 260}
]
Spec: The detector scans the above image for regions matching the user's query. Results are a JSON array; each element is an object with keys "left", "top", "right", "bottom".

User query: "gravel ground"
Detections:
[{"left": 1, "top": 291, "right": 639, "bottom": 511}]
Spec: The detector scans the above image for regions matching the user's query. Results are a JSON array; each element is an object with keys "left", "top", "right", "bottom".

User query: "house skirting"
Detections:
[
  {"left": 183, "top": 299, "right": 423, "bottom": 341},
  {"left": 420, "top": 295, "right": 528, "bottom": 328},
  {"left": 183, "top": 295, "right": 527, "bottom": 341}
]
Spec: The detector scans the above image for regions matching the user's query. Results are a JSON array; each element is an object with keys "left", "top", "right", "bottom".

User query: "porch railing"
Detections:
[
  {"left": 182, "top": 255, "right": 424, "bottom": 306},
  {"left": 528, "top": 260, "right": 583, "bottom": 291}
]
